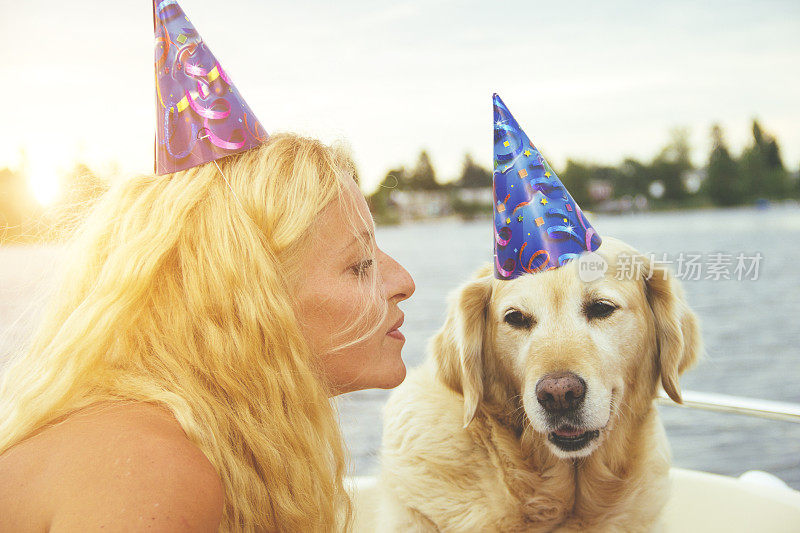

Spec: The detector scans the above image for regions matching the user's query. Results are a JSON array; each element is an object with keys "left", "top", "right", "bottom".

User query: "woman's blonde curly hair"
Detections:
[{"left": 0, "top": 133, "right": 386, "bottom": 531}]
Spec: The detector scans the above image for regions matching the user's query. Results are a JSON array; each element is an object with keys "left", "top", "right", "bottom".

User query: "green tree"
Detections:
[
  {"left": 739, "top": 120, "right": 789, "bottom": 199},
  {"left": 797, "top": 160, "right": 800, "bottom": 196},
  {"left": 618, "top": 158, "right": 651, "bottom": 197},
  {"left": 407, "top": 150, "right": 440, "bottom": 191},
  {"left": 704, "top": 124, "right": 741, "bottom": 206},
  {"left": 559, "top": 160, "right": 594, "bottom": 208},
  {"left": 651, "top": 128, "right": 692, "bottom": 201},
  {"left": 455, "top": 154, "right": 491, "bottom": 188},
  {"left": 366, "top": 167, "right": 406, "bottom": 224}
]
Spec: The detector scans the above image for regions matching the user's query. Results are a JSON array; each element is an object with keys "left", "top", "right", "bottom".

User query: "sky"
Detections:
[{"left": 1, "top": 0, "right": 799, "bottom": 202}]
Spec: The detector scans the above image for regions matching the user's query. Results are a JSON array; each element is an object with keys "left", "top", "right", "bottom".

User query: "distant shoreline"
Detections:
[{"left": 372, "top": 199, "right": 800, "bottom": 227}]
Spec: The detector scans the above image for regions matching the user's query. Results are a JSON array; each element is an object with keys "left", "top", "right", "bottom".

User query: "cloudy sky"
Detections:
[{"left": 1, "top": 0, "right": 798, "bottom": 201}]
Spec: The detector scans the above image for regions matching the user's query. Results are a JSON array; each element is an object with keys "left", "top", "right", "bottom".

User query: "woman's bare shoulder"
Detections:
[{"left": 0, "top": 401, "right": 224, "bottom": 532}]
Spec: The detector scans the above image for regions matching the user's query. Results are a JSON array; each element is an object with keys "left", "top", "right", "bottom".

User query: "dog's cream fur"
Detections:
[{"left": 378, "top": 237, "right": 702, "bottom": 532}]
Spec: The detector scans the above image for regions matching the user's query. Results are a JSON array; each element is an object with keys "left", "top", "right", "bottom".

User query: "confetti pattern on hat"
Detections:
[
  {"left": 153, "top": 0, "right": 267, "bottom": 175},
  {"left": 493, "top": 93, "right": 601, "bottom": 280}
]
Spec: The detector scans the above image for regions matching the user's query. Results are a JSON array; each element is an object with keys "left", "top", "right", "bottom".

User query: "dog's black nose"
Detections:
[{"left": 536, "top": 372, "right": 586, "bottom": 413}]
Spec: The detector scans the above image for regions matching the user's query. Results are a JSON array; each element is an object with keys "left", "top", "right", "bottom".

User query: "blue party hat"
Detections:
[{"left": 493, "top": 93, "right": 602, "bottom": 280}]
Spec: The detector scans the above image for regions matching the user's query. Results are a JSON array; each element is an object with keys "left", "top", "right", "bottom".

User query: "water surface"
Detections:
[{"left": 1, "top": 206, "right": 798, "bottom": 488}]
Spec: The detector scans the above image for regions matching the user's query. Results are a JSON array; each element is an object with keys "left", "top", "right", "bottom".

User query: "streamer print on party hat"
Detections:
[
  {"left": 493, "top": 93, "right": 602, "bottom": 280},
  {"left": 153, "top": 0, "right": 267, "bottom": 175}
]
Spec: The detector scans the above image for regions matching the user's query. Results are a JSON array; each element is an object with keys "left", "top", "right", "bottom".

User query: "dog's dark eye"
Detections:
[
  {"left": 504, "top": 310, "right": 533, "bottom": 329},
  {"left": 585, "top": 301, "right": 617, "bottom": 319}
]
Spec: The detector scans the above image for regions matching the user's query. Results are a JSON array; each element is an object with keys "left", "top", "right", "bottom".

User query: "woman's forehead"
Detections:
[
  {"left": 305, "top": 181, "right": 374, "bottom": 257},
  {"left": 339, "top": 179, "right": 375, "bottom": 233}
]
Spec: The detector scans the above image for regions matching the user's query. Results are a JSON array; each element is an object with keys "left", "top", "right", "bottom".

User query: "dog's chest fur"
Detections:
[
  {"left": 466, "top": 410, "right": 576, "bottom": 531},
  {"left": 465, "top": 409, "right": 666, "bottom": 532},
  {"left": 379, "top": 367, "right": 670, "bottom": 533}
]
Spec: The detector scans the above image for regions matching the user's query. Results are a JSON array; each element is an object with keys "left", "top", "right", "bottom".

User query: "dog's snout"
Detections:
[{"left": 536, "top": 372, "right": 586, "bottom": 413}]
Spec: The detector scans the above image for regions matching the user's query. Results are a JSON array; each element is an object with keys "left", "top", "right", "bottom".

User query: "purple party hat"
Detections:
[
  {"left": 493, "top": 94, "right": 601, "bottom": 280},
  {"left": 153, "top": 0, "right": 267, "bottom": 175}
]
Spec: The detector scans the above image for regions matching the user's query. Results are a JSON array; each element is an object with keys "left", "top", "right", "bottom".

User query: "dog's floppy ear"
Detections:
[
  {"left": 643, "top": 259, "right": 703, "bottom": 404},
  {"left": 432, "top": 263, "right": 493, "bottom": 429}
]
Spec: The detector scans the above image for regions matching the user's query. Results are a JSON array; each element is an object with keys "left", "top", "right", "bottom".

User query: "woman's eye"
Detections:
[
  {"left": 350, "top": 259, "right": 374, "bottom": 277},
  {"left": 503, "top": 310, "right": 533, "bottom": 329},
  {"left": 585, "top": 301, "right": 617, "bottom": 319}
]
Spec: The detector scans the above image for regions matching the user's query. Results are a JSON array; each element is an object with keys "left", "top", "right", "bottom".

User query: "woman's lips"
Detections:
[
  {"left": 387, "top": 314, "right": 405, "bottom": 340},
  {"left": 387, "top": 329, "right": 405, "bottom": 341}
]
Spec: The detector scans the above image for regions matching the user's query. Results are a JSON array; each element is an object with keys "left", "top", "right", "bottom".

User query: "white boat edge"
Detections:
[
  {"left": 345, "top": 390, "right": 800, "bottom": 531},
  {"left": 656, "top": 389, "right": 800, "bottom": 424},
  {"left": 346, "top": 468, "right": 800, "bottom": 532}
]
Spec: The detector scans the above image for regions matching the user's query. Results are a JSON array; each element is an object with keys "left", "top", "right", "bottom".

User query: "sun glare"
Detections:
[{"left": 29, "top": 162, "right": 61, "bottom": 206}]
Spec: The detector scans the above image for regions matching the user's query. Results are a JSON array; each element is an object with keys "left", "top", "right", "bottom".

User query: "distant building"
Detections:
[
  {"left": 588, "top": 179, "right": 613, "bottom": 202},
  {"left": 390, "top": 190, "right": 452, "bottom": 220},
  {"left": 596, "top": 194, "right": 649, "bottom": 214},
  {"left": 455, "top": 187, "right": 492, "bottom": 206}
]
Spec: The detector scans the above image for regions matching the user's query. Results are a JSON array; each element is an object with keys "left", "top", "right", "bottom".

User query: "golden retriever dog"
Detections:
[{"left": 377, "top": 236, "right": 702, "bottom": 532}]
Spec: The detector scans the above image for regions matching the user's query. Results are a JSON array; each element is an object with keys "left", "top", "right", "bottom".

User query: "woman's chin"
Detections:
[
  {"left": 330, "top": 357, "right": 406, "bottom": 395},
  {"left": 380, "top": 359, "right": 407, "bottom": 389},
  {"left": 370, "top": 353, "right": 407, "bottom": 390}
]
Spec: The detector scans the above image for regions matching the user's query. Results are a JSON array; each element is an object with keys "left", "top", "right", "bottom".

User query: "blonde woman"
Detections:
[{"left": 0, "top": 134, "right": 415, "bottom": 532}]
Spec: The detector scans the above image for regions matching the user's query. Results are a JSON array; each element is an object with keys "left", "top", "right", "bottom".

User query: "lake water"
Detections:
[
  {"left": 2, "top": 205, "right": 799, "bottom": 489},
  {"left": 339, "top": 205, "right": 800, "bottom": 489}
]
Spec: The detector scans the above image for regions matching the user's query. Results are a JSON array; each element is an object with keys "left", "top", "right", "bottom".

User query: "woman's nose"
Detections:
[{"left": 379, "top": 250, "right": 415, "bottom": 303}]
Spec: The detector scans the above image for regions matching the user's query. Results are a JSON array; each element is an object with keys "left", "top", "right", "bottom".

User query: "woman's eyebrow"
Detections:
[{"left": 340, "top": 229, "right": 375, "bottom": 253}]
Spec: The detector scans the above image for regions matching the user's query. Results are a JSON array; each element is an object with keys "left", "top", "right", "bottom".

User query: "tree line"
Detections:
[
  {"left": 1, "top": 120, "right": 797, "bottom": 243},
  {"left": 368, "top": 120, "right": 799, "bottom": 222}
]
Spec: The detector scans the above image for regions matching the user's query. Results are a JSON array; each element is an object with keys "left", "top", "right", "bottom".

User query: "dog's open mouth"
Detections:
[{"left": 548, "top": 426, "right": 600, "bottom": 451}]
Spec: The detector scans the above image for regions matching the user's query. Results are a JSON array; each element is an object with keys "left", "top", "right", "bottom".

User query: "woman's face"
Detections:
[{"left": 292, "top": 178, "right": 415, "bottom": 396}]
